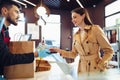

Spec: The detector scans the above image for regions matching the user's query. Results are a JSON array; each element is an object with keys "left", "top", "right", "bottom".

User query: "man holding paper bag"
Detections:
[{"left": 0, "top": 0, "right": 50, "bottom": 79}]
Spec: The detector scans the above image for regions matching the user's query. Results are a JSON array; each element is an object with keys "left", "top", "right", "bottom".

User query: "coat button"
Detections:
[
  {"left": 88, "top": 52, "right": 90, "bottom": 54},
  {"left": 94, "top": 67, "right": 96, "bottom": 69}
]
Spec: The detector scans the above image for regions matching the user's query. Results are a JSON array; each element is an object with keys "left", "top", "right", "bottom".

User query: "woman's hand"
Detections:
[
  {"left": 49, "top": 48, "right": 57, "bottom": 53},
  {"left": 97, "top": 59, "right": 107, "bottom": 71},
  {"left": 49, "top": 48, "right": 62, "bottom": 54}
]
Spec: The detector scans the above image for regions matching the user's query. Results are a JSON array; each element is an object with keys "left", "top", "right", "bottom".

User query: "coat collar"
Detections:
[
  {"left": 74, "top": 25, "right": 93, "bottom": 44},
  {"left": 76, "top": 25, "right": 92, "bottom": 34}
]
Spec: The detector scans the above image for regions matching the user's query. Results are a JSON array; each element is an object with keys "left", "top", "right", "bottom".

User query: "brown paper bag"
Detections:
[{"left": 4, "top": 41, "right": 35, "bottom": 79}]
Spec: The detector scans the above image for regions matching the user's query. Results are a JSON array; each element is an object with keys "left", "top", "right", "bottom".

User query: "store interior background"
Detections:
[{"left": 3, "top": 0, "right": 120, "bottom": 69}]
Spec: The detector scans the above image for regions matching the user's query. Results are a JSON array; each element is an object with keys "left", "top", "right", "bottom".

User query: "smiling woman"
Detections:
[{"left": 49, "top": 7, "right": 114, "bottom": 76}]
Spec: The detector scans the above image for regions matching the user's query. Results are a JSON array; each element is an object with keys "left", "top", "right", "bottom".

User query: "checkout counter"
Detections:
[
  {"left": 8, "top": 54, "right": 78, "bottom": 80},
  {"left": 6, "top": 53, "right": 120, "bottom": 80}
]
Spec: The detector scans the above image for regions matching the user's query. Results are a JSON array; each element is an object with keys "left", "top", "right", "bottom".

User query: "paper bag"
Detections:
[{"left": 4, "top": 41, "right": 35, "bottom": 79}]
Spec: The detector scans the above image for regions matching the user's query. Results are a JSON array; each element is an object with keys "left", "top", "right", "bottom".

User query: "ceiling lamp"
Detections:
[
  {"left": 36, "top": 6, "right": 46, "bottom": 16},
  {"left": 13, "top": 0, "right": 27, "bottom": 8},
  {"left": 34, "top": 0, "right": 50, "bottom": 18},
  {"left": 67, "top": 0, "right": 70, "bottom": 2},
  {"left": 76, "top": 0, "right": 84, "bottom": 8}
]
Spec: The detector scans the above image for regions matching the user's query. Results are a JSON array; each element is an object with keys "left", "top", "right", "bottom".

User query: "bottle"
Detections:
[
  {"left": 42, "top": 37, "right": 46, "bottom": 49},
  {"left": 36, "top": 37, "right": 45, "bottom": 51},
  {"left": 41, "top": 37, "right": 45, "bottom": 45}
]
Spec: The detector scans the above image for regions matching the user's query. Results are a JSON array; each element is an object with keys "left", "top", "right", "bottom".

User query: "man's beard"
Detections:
[{"left": 7, "top": 16, "right": 18, "bottom": 26}]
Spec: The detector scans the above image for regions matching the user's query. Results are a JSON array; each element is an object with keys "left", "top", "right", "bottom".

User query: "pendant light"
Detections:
[{"left": 34, "top": 0, "right": 50, "bottom": 18}]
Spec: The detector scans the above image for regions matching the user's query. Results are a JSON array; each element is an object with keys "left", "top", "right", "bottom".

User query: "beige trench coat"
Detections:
[{"left": 61, "top": 25, "right": 114, "bottom": 74}]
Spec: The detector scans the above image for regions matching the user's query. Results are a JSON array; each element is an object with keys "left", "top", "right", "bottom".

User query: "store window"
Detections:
[
  {"left": 105, "top": 0, "right": 120, "bottom": 27},
  {"left": 41, "top": 14, "right": 61, "bottom": 48}
]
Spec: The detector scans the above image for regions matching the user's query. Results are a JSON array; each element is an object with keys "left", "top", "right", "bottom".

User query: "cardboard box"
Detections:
[{"left": 4, "top": 41, "right": 35, "bottom": 79}]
